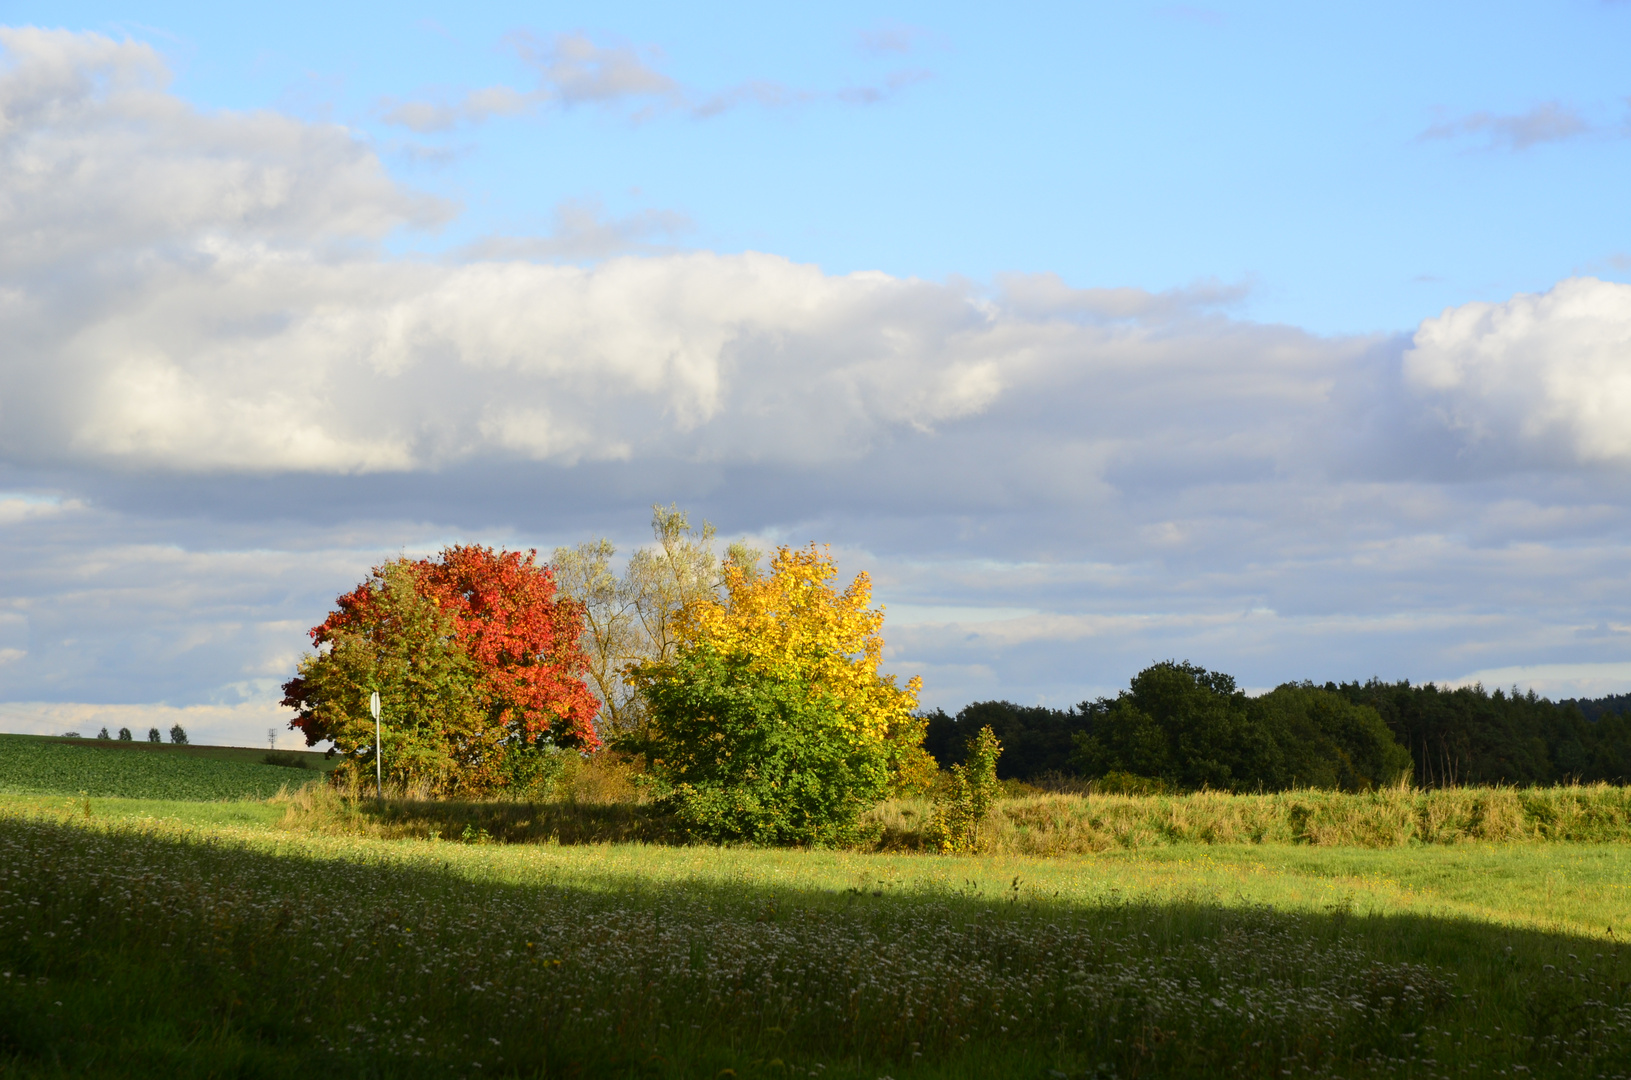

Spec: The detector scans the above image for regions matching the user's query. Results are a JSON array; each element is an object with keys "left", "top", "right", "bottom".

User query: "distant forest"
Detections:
[{"left": 924, "top": 669, "right": 1631, "bottom": 791}]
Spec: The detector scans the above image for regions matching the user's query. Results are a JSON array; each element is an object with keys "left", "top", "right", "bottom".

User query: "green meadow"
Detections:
[
  {"left": 3, "top": 738, "right": 1631, "bottom": 1078},
  {"left": 0, "top": 733, "right": 330, "bottom": 801}
]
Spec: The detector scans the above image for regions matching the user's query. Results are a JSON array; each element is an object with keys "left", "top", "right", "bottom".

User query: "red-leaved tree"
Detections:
[{"left": 282, "top": 546, "right": 599, "bottom": 795}]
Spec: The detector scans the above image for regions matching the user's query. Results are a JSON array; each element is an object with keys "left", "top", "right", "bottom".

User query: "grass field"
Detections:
[
  {"left": 3, "top": 743, "right": 1631, "bottom": 1077},
  {"left": 0, "top": 733, "right": 328, "bottom": 801}
]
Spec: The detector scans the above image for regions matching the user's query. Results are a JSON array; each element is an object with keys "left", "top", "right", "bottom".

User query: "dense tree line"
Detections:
[
  {"left": 1335, "top": 681, "right": 1631, "bottom": 787},
  {"left": 927, "top": 667, "right": 1631, "bottom": 791}
]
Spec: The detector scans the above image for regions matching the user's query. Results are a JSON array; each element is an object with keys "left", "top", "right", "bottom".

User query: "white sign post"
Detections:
[{"left": 369, "top": 691, "right": 382, "bottom": 800}]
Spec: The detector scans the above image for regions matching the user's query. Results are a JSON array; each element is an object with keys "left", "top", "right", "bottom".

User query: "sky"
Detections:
[{"left": 0, "top": 2, "right": 1629, "bottom": 747}]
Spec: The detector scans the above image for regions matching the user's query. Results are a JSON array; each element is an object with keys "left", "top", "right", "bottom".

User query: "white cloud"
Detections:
[
  {"left": 379, "top": 85, "right": 536, "bottom": 132},
  {"left": 0, "top": 28, "right": 1369, "bottom": 477},
  {"left": 0, "top": 494, "right": 80, "bottom": 525},
  {"left": 1404, "top": 277, "right": 1631, "bottom": 466},
  {"left": 454, "top": 198, "right": 694, "bottom": 261},
  {"left": 4, "top": 27, "right": 1631, "bottom": 723},
  {"left": 0, "top": 27, "right": 449, "bottom": 268}
]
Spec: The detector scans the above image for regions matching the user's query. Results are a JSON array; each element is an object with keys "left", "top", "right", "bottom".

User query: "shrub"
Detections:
[
  {"left": 642, "top": 645, "right": 891, "bottom": 845},
  {"left": 168, "top": 724, "right": 188, "bottom": 745},
  {"left": 635, "top": 545, "right": 920, "bottom": 846},
  {"left": 926, "top": 725, "right": 1002, "bottom": 853}
]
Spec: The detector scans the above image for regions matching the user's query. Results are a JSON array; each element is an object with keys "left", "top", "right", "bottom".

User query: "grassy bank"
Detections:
[{"left": 4, "top": 806, "right": 1631, "bottom": 1078}]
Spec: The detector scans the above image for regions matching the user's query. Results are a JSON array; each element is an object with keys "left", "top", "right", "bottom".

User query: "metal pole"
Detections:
[{"left": 370, "top": 691, "right": 382, "bottom": 800}]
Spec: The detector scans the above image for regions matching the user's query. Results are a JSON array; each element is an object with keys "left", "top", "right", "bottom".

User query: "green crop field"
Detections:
[
  {"left": 3, "top": 757, "right": 1631, "bottom": 1078},
  {"left": 0, "top": 733, "right": 327, "bottom": 801}
]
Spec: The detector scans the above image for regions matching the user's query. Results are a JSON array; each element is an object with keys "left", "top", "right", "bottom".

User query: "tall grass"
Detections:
[
  {"left": 870, "top": 783, "right": 1631, "bottom": 853},
  {"left": 271, "top": 780, "right": 1631, "bottom": 853}
]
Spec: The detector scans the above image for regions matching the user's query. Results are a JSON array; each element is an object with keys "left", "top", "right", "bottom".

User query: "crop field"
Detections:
[{"left": 0, "top": 733, "right": 324, "bottom": 801}]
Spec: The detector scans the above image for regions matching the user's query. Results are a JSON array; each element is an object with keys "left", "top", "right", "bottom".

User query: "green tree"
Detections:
[
  {"left": 1074, "top": 661, "right": 1279, "bottom": 791},
  {"left": 1254, "top": 683, "right": 1411, "bottom": 790},
  {"left": 285, "top": 561, "right": 490, "bottom": 794}
]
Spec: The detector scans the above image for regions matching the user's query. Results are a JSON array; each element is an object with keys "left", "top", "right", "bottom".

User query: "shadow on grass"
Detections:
[
  {"left": 4, "top": 811, "right": 1630, "bottom": 1079},
  {"left": 285, "top": 788, "right": 681, "bottom": 845}
]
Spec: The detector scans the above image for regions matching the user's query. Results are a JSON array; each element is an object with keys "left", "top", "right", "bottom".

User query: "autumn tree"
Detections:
[
  {"left": 281, "top": 546, "right": 598, "bottom": 796},
  {"left": 634, "top": 543, "right": 921, "bottom": 845},
  {"left": 552, "top": 504, "right": 748, "bottom": 741}
]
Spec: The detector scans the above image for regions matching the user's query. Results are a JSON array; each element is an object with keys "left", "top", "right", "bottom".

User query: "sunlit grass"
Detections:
[
  {"left": 5, "top": 789, "right": 1631, "bottom": 1077},
  {"left": 0, "top": 733, "right": 322, "bottom": 801}
]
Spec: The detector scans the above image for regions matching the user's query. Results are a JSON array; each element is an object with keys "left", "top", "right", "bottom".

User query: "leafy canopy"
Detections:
[
  {"left": 636, "top": 544, "right": 922, "bottom": 844},
  {"left": 1072, "top": 661, "right": 1410, "bottom": 793},
  {"left": 281, "top": 547, "right": 598, "bottom": 795}
]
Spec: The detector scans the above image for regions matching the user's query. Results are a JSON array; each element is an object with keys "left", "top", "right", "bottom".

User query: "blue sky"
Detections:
[
  {"left": 1, "top": 3, "right": 1630, "bottom": 745},
  {"left": 22, "top": 0, "right": 1631, "bottom": 331}
]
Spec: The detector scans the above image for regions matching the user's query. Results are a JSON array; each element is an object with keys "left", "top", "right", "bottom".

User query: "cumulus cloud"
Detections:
[
  {"left": 0, "top": 28, "right": 1368, "bottom": 479},
  {"left": 1404, "top": 277, "right": 1631, "bottom": 467},
  {"left": 1420, "top": 101, "right": 1593, "bottom": 150},
  {"left": 7, "top": 26, "right": 1631, "bottom": 743}
]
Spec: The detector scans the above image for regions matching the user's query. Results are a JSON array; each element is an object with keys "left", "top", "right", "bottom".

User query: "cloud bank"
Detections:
[{"left": 3, "top": 28, "right": 1631, "bottom": 741}]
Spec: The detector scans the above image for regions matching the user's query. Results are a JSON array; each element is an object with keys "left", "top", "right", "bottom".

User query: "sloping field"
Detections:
[{"left": 0, "top": 733, "right": 323, "bottom": 800}]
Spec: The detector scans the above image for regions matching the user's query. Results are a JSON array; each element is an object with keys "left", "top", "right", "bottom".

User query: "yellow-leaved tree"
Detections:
[{"left": 635, "top": 543, "right": 927, "bottom": 844}]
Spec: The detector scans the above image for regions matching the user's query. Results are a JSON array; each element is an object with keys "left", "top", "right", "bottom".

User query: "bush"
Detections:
[
  {"left": 498, "top": 741, "right": 572, "bottom": 799},
  {"left": 642, "top": 646, "right": 889, "bottom": 845},
  {"left": 168, "top": 724, "right": 188, "bottom": 745},
  {"left": 926, "top": 726, "right": 1002, "bottom": 853},
  {"left": 634, "top": 544, "right": 920, "bottom": 847}
]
